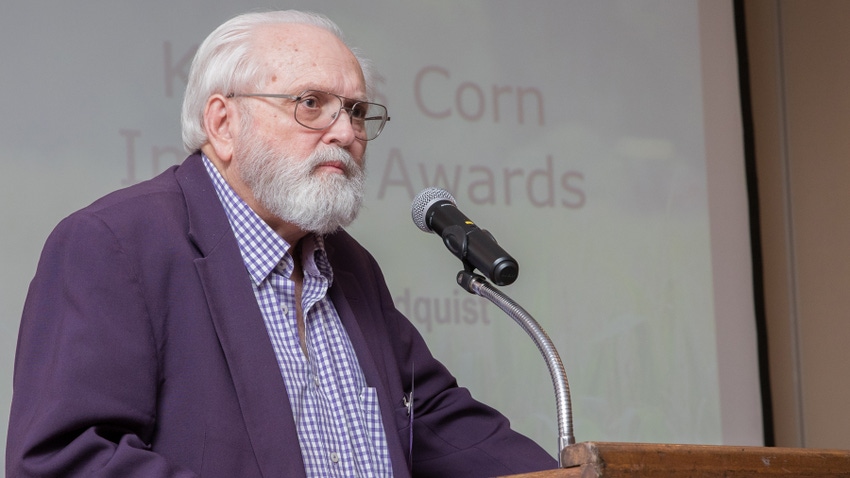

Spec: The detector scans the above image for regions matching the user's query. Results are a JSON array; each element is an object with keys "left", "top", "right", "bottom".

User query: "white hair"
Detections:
[{"left": 180, "top": 10, "right": 374, "bottom": 153}]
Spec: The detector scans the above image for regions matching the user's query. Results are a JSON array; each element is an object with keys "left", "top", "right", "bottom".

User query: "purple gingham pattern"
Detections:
[{"left": 203, "top": 156, "right": 392, "bottom": 477}]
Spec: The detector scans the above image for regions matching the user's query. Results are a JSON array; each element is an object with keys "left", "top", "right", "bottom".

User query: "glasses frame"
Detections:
[{"left": 226, "top": 90, "right": 390, "bottom": 141}]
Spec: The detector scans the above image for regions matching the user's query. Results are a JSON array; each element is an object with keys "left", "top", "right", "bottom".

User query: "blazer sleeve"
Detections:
[{"left": 7, "top": 211, "right": 196, "bottom": 477}]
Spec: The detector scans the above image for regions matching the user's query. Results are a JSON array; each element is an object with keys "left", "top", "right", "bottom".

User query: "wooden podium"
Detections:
[{"left": 500, "top": 441, "right": 850, "bottom": 477}]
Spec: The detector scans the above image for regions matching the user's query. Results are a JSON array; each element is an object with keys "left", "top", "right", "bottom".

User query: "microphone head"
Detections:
[{"left": 411, "top": 187, "right": 456, "bottom": 232}]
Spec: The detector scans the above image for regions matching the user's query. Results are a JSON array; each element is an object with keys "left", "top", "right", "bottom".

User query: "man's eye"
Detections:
[
  {"left": 350, "top": 105, "right": 368, "bottom": 119},
  {"left": 300, "top": 97, "right": 320, "bottom": 109}
]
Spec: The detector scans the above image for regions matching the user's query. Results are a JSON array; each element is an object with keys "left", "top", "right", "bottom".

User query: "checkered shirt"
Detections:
[{"left": 203, "top": 156, "right": 393, "bottom": 477}]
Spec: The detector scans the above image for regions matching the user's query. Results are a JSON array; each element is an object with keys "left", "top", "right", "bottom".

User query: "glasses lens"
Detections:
[
  {"left": 294, "top": 91, "right": 388, "bottom": 141},
  {"left": 353, "top": 103, "right": 388, "bottom": 141},
  {"left": 293, "top": 91, "right": 332, "bottom": 129}
]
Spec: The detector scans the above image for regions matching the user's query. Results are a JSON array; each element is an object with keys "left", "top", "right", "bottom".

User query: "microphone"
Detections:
[{"left": 411, "top": 188, "right": 519, "bottom": 286}]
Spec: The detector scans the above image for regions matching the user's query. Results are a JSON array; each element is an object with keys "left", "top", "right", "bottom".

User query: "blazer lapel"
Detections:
[
  {"left": 177, "top": 154, "right": 307, "bottom": 478},
  {"left": 329, "top": 264, "right": 412, "bottom": 478}
]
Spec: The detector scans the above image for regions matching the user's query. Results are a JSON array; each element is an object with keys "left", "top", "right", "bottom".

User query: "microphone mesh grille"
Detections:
[{"left": 411, "top": 187, "right": 456, "bottom": 232}]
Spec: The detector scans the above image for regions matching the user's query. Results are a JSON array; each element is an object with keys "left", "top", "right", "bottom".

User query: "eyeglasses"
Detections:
[{"left": 227, "top": 90, "right": 390, "bottom": 141}]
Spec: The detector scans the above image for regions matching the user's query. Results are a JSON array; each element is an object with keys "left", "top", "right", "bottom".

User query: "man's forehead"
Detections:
[
  {"left": 253, "top": 23, "right": 365, "bottom": 96},
  {"left": 253, "top": 24, "right": 352, "bottom": 66}
]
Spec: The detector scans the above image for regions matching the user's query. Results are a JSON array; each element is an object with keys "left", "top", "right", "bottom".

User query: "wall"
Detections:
[{"left": 744, "top": 0, "right": 850, "bottom": 449}]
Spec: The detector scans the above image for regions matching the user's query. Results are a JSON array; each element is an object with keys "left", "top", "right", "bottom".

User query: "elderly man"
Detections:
[{"left": 7, "top": 10, "right": 557, "bottom": 477}]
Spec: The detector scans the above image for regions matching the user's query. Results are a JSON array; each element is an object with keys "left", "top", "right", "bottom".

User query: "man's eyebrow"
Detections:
[{"left": 292, "top": 84, "right": 369, "bottom": 101}]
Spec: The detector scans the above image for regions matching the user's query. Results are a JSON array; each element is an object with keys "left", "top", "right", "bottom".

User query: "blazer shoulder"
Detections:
[{"left": 53, "top": 155, "right": 214, "bottom": 248}]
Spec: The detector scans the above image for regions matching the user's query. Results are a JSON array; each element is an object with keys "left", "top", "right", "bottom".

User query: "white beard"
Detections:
[{"left": 234, "top": 127, "right": 366, "bottom": 236}]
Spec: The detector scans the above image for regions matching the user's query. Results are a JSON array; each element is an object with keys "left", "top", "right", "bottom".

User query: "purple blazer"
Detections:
[{"left": 7, "top": 153, "right": 556, "bottom": 477}]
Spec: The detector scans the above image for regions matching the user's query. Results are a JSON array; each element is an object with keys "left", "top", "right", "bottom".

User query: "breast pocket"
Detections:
[{"left": 358, "top": 387, "right": 395, "bottom": 476}]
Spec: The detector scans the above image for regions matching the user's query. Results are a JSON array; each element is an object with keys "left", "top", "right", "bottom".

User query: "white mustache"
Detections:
[{"left": 309, "top": 147, "right": 362, "bottom": 178}]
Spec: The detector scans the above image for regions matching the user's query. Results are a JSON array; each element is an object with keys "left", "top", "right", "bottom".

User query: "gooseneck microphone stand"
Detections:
[{"left": 456, "top": 268, "right": 575, "bottom": 467}]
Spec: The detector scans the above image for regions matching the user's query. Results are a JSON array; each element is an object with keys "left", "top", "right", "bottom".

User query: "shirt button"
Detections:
[{"left": 330, "top": 452, "right": 340, "bottom": 463}]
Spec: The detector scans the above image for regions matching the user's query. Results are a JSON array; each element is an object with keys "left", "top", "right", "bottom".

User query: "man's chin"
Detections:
[{"left": 276, "top": 200, "right": 361, "bottom": 237}]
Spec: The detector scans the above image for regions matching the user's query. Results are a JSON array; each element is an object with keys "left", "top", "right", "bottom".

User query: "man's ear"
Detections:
[{"left": 203, "top": 94, "right": 238, "bottom": 162}]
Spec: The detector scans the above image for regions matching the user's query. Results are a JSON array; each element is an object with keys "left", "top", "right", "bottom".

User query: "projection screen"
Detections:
[{"left": 0, "top": 0, "right": 761, "bottom": 466}]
